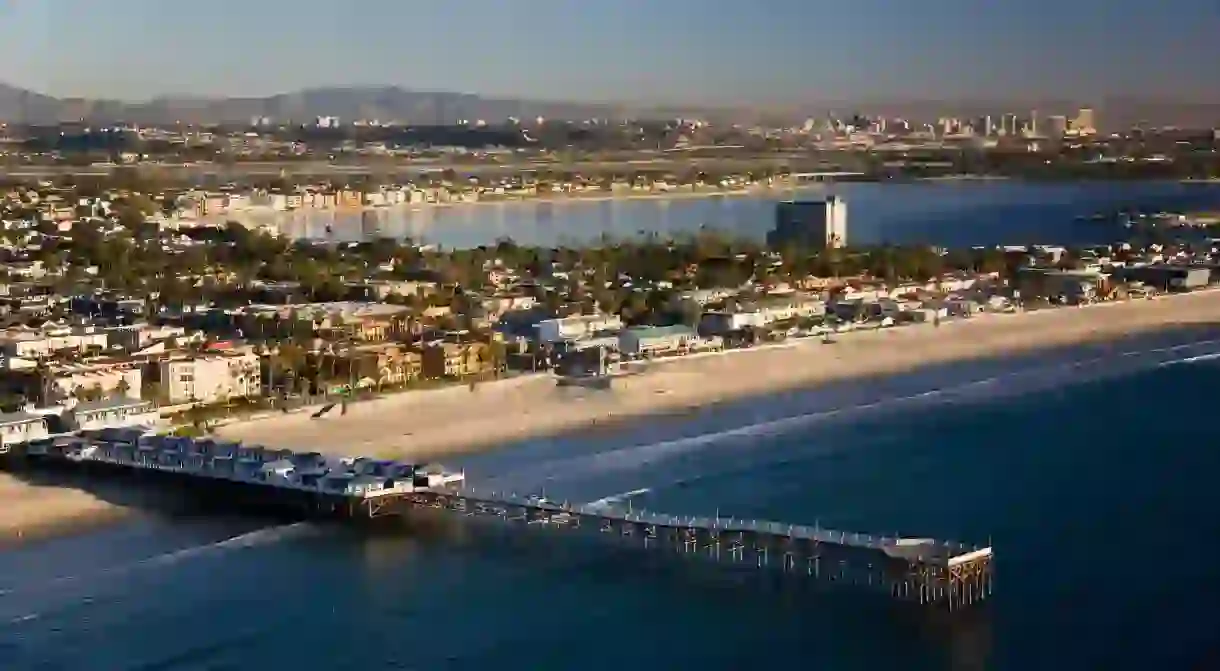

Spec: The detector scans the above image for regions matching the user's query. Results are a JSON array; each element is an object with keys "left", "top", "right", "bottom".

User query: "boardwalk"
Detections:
[{"left": 385, "top": 487, "right": 994, "bottom": 610}]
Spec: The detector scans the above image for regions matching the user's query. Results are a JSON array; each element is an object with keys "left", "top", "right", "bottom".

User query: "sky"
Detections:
[{"left": 0, "top": 0, "right": 1216, "bottom": 104}]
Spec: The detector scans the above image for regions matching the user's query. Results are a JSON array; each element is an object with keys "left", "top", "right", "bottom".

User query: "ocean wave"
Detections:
[
  {"left": 585, "top": 488, "right": 652, "bottom": 509},
  {"left": 0, "top": 522, "right": 318, "bottom": 602},
  {"left": 481, "top": 337, "right": 1220, "bottom": 495},
  {"left": 1158, "top": 352, "right": 1220, "bottom": 367}
]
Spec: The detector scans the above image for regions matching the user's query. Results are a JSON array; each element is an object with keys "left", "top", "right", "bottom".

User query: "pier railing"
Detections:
[
  {"left": 391, "top": 486, "right": 994, "bottom": 609},
  {"left": 447, "top": 487, "right": 982, "bottom": 565},
  {"left": 19, "top": 432, "right": 993, "bottom": 609}
]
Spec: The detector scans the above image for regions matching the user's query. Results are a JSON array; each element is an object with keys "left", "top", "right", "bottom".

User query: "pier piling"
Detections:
[{"left": 394, "top": 488, "right": 992, "bottom": 610}]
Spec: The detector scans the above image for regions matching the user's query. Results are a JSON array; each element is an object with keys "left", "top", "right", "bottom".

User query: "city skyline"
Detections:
[{"left": 0, "top": 0, "right": 1217, "bottom": 106}]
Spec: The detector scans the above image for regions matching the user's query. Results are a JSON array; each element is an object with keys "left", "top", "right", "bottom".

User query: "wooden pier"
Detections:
[
  {"left": 370, "top": 487, "right": 994, "bottom": 610},
  {"left": 14, "top": 429, "right": 993, "bottom": 610}
]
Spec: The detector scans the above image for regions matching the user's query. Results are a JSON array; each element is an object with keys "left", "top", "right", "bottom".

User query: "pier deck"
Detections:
[
  {"left": 13, "top": 428, "right": 993, "bottom": 610},
  {"left": 382, "top": 487, "right": 994, "bottom": 609}
]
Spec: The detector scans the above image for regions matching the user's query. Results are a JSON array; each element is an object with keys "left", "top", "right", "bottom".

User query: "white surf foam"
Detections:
[
  {"left": 585, "top": 488, "right": 652, "bottom": 509},
  {"left": 482, "top": 338, "right": 1220, "bottom": 493},
  {"left": 1159, "top": 352, "right": 1220, "bottom": 367}
]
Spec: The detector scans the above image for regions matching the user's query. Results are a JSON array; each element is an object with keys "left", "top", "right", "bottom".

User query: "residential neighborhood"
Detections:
[{"left": 0, "top": 168, "right": 1218, "bottom": 451}]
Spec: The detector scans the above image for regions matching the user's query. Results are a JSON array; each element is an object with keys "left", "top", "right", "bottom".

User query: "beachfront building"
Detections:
[
  {"left": 70, "top": 397, "right": 160, "bottom": 431},
  {"left": 157, "top": 353, "right": 262, "bottom": 404},
  {"left": 618, "top": 325, "right": 714, "bottom": 357},
  {"left": 743, "top": 293, "right": 827, "bottom": 324},
  {"left": 1114, "top": 265, "right": 1210, "bottom": 292},
  {"left": 534, "top": 314, "right": 624, "bottom": 344},
  {"left": 327, "top": 343, "right": 423, "bottom": 389},
  {"left": 1015, "top": 268, "right": 1110, "bottom": 303},
  {"left": 0, "top": 411, "right": 53, "bottom": 451},
  {"left": 702, "top": 293, "right": 826, "bottom": 334},
  {"left": 419, "top": 341, "right": 489, "bottom": 379}
]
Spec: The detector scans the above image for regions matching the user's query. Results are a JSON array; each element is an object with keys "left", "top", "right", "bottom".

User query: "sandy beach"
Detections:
[
  {"left": 217, "top": 289, "right": 1220, "bottom": 462},
  {"left": 0, "top": 471, "right": 126, "bottom": 545},
  {"left": 6, "top": 288, "right": 1220, "bottom": 543}
]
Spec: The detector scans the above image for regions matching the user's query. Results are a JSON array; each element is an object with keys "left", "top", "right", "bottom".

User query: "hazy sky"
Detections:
[{"left": 0, "top": 0, "right": 1215, "bottom": 103}]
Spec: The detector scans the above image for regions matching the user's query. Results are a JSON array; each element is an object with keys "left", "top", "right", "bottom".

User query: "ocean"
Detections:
[
  {"left": 3, "top": 181, "right": 1220, "bottom": 670},
  {"left": 3, "top": 327, "right": 1220, "bottom": 670}
]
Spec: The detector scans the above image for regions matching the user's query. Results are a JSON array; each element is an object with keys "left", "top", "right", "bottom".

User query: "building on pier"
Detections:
[
  {"left": 21, "top": 429, "right": 465, "bottom": 503},
  {"left": 12, "top": 427, "right": 990, "bottom": 610}
]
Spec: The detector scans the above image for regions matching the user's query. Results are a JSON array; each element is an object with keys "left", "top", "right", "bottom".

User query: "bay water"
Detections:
[{"left": 274, "top": 179, "right": 1220, "bottom": 249}]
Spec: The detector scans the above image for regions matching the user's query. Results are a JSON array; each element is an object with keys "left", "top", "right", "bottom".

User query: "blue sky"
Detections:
[{"left": 0, "top": 0, "right": 1215, "bottom": 103}]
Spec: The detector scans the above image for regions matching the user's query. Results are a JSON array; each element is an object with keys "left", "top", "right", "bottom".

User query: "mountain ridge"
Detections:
[{"left": 0, "top": 83, "right": 1216, "bottom": 128}]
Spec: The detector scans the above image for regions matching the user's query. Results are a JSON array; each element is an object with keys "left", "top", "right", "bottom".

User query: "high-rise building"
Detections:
[
  {"left": 1002, "top": 113, "right": 1019, "bottom": 136},
  {"left": 1072, "top": 108, "right": 1096, "bottom": 135},
  {"left": 1047, "top": 116, "right": 1069, "bottom": 137},
  {"left": 767, "top": 197, "right": 848, "bottom": 249}
]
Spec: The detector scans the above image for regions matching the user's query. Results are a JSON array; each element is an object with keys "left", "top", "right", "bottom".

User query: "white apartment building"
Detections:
[
  {"left": 534, "top": 314, "right": 625, "bottom": 344},
  {"left": 0, "top": 327, "right": 110, "bottom": 358},
  {"left": 159, "top": 354, "right": 262, "bottom": 404}
]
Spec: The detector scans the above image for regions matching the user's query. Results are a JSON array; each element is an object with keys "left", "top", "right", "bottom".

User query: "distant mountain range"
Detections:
[
  {"left": 0, "top": 83, "right": 1216, "bottom": 128},
  {"left": 0, "top": 84, "right": 693, "bottom": 126}
]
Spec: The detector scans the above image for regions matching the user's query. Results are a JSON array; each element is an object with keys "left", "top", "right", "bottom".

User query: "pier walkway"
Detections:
[
  {"left": 385, "top": 487, "right": 994, "bottom": 609},
  {"left": 15, "top": 429, "right": 993, "bottom": 610}
]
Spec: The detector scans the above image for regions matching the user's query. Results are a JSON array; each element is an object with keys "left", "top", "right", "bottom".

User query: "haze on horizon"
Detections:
[{"left": 0, "top": 0, "right": 1215, "bottom": 106}]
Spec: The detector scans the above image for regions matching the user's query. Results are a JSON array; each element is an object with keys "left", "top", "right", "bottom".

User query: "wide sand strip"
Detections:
[
  {"left": 4, "top": 290, "right": 1219, "bottom": 544},
  {"left": 217, "top": 290, "right": 1220, "bottom": 463},
  {"left": 0, "top": 473, "right": 125, "bottom": 545}
]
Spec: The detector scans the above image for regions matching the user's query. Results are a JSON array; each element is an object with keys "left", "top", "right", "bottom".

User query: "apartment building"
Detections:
[
  {"left": 0, "top": 326, "right": 110, "bottom": 358},
  {"left": 49, "top": 361, "right": 143, "bottom": 402},
  {"left": 158, "top": 353, "right": 262, "bottom": 404}
]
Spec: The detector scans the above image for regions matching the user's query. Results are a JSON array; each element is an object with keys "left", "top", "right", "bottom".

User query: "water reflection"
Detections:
[{"left": 202, "top": 181, "right": 1220, "bottom": 250}]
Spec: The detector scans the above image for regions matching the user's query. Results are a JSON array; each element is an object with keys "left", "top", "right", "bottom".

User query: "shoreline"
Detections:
[
  {"left": 8, "top": 289, "right": 1220, "bottom": 545},
  {"left": 209, "top": 176, "right": 1218, "bottom": 228},
  {"left": 216, "top": 289, "right": 1220, "bottom": 464},
  {"left": 0, "top": 470, "right": 132, "bottom": 548},
  {"left": 210, "top": 184, "right": 803, "bottom": 225}
]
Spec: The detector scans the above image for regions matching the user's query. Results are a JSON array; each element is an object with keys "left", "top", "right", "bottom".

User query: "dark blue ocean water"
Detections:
[
  {"left": 2, "top": 327, "right": 1220, "bottom": 670},
  {"left": 3, "top": 182, "right": 1220, "bottom": 670}
]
